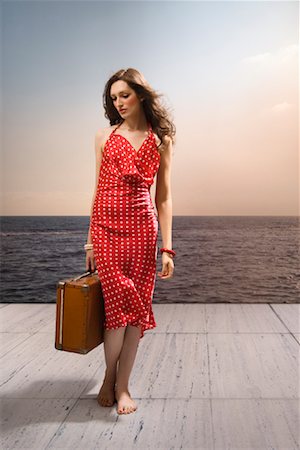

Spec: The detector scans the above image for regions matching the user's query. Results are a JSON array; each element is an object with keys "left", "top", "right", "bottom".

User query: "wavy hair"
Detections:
[{"left": 102, "top": 68, "right": 176, "bottom": 149}]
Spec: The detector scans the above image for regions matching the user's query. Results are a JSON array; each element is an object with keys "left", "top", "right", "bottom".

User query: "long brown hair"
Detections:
[{"left": 102, "top": 68, "right": 176, "bottom": 149}]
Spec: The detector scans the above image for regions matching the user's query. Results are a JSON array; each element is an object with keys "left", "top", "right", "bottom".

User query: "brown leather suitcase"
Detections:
[{"left": 55, "top": 270, "right": 105, "bottom": 354}]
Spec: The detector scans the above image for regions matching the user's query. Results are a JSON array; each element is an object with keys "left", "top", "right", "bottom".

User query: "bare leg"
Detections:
[
  {"left": 97, "top": 326, "right": 126, "bottom": 407},
  {"left": 115, "top": 324, "right": 141, "bottom": 414}
]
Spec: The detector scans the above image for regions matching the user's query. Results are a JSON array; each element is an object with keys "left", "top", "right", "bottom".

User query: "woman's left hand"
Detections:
[{"left": 157, "top": 252, "right": 175, "bottom": 279}]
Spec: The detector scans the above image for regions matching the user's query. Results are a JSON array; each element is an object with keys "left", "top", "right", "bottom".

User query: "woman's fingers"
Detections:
[
  {"left": 85, "top": 254, "right": 96, "bottom": 272},
  {"left": 158, "top": 261, "right": 174, "bottom": 279},
  {"left": 91, "top": 256, "right": 96, "bottom": 272}
]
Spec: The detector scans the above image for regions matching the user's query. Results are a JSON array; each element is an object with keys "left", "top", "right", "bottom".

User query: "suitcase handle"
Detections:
[{"left": 73, "top": 269, "right": 98, "bottom": 281}]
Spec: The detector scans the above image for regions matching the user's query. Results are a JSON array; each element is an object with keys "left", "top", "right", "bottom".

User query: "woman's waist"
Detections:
[
  {"left": 95, "top": 183, "right": 151, "bottom": 199},
  {"left": 92, "top": 190, "right": 156, "bottom": 217},
  {"left": 93, "top": 196, "right": 155, "bottom": 212},
  {"left": 91, "top": 204, "right": 157, "bottom": 225}
]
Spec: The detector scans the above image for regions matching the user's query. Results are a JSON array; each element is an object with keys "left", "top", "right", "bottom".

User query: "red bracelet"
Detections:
[{"left": 159, "top": 247, "right": 176, "bottom": 257}]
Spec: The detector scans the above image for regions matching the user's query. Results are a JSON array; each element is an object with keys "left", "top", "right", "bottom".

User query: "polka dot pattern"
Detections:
[{"left": 90, "top": 121, "right": 161, "bottom": 339}]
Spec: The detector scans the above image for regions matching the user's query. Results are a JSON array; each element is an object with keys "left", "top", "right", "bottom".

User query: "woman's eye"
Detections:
[{"left": 112, "top": 95, "right": 129, "bottom": 101}]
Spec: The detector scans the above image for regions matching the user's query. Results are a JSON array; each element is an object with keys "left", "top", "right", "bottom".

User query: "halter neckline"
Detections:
[
  {"left": 113, "top": 120, "right": 152, "bottom": 134},
  {"left": 111, "top": 120, "right": 153, "bottom": 155}
]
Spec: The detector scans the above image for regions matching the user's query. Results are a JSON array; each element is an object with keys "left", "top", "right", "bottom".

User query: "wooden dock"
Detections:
[{"left": 0, "top": 303, "right": 299, "bottom": 449}]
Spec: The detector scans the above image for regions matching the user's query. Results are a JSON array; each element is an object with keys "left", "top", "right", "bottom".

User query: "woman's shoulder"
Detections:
[
  {"left": 153, "top": 132, "right": 172, "bottom": 153},
  {"left": 95, "top": 124, "right": 118, "bottom": 138},
  {"left": 95, "top": 124, "right": 119, "bottom": 152}
]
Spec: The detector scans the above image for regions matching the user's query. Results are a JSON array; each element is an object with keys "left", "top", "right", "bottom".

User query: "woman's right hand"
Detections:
[{"left": 85, "top": 249, "right": 96, "bottom": 272}]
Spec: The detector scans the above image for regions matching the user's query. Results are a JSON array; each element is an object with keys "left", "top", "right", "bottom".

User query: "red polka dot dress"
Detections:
[{"left": 90, "top": 120, "right": 161, "bottom": 339}]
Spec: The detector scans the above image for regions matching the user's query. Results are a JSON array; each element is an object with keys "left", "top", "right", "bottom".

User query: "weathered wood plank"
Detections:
[
  {"left": 0, "top": 304, "right": 298, "bottom": 450},
  {"left": 0, "top": 332, "right": 102, "bottom": 399},
  {"left": 272, "top": 304, "right": 300, "bottom": 333}
]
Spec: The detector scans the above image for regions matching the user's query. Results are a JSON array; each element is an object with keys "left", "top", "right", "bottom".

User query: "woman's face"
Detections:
[{"left": 110, "top": 80, "right": 142, "bottom": 118}]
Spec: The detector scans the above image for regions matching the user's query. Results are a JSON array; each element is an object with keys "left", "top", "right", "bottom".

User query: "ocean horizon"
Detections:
[{"left": 0, "top": 215, "right": 299, "bottom": 304}]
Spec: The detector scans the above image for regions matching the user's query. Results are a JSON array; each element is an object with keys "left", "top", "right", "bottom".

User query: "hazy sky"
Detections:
[{"left": 1, "top": 1, "right": 298, "bottom": 216}]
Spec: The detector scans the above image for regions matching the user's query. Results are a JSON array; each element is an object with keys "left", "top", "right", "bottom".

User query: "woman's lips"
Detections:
[{"left": 119, "top": 109, "right": 126, "bottom": 113}]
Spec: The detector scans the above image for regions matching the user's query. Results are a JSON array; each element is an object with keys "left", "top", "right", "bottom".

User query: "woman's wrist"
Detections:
[{"left": 159, "top": 247, "right": 176, "bottom": 258}]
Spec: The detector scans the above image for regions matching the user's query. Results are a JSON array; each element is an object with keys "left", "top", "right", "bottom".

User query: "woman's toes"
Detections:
[
  {"left": 117, "top": 401, "right": 137, "bottom": 414},
  {"left": 97, "top": 392, "right": 114, "bottom": 407},
  {"left": 115, "top": 388, "right": 137, "bottom": 415}
]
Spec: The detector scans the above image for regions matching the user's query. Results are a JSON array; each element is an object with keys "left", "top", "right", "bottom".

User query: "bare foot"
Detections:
[
  {"left": 115, "top": 386, "right": 137, "bottom": 415},
  {"left": 97, "top": 372, "right": 116, "bottom": 407}
]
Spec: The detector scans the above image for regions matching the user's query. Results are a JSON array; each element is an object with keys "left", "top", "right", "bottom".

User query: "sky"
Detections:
[{"left": 1, "top": 0, "right": 298, "bottom": 216}]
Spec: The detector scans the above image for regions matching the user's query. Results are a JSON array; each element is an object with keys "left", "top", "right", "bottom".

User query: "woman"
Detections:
[{"left": 85, "top": 68, "right": 175, "bottom": 415}]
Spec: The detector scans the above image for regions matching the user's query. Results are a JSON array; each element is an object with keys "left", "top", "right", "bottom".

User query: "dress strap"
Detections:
[
  {"left": 147, "top": 121, "right": 153, "bottom": 137},
  {"left": 111, "top": 121, "right": 123, "bottom": 135},
  {"left": 111, "top": 120, "right": 152, "bottom": 136}
]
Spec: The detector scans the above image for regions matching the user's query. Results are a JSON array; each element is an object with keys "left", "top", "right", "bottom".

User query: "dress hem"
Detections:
[{"left": 104, "top": 321, "right": 157, "bottom": 339}]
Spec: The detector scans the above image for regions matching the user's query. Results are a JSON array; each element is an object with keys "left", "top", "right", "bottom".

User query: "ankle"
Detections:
[
  {"left": 105, "top": 366, "right": 117, "bottom": 377},
  {"left": 115, "top": 383, "right": 129, "bottom": 392},
  {"left": 103, "top": 370, "right": 116, "bottom": 384}
]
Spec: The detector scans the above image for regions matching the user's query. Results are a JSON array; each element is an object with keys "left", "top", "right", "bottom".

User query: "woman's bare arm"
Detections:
[
  {"left": 86, "top": 129, "right": 105, "bottom": 245},
  {"left": 155, "top": 136, "right": 173, "bottom": 249}
]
